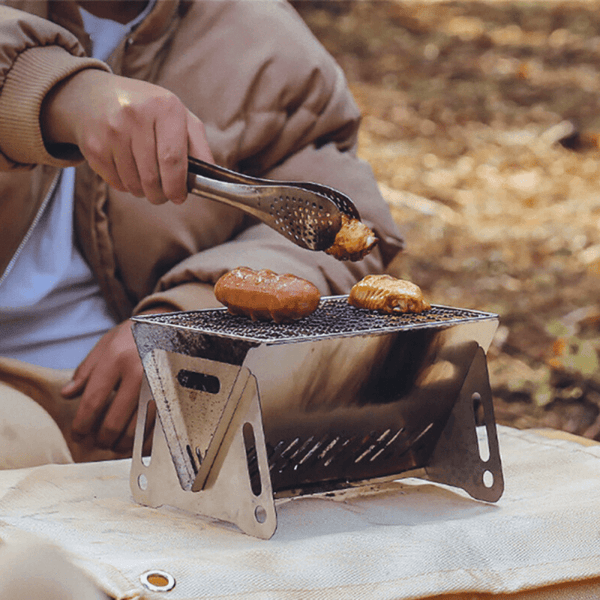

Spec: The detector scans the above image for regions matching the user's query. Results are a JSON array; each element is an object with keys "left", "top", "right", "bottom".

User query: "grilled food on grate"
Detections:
[
  {"left": 214, "top": 267, "right": 321, "bottom": 323},
  {"left": 349, "top": 274, "right": 431, "bottom": 314}
]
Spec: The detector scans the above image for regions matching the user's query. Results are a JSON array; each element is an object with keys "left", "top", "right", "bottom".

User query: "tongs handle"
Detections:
[
  {"left": 186, "top": 157, "right": 360, "bottom": 251},
  {"left": 187, "top": 159, "right": 270, "bottom": 221},
  {"left": 188, "top": 156, "right": 259, "bottom": 186},
  {"left": 187, "top": 157, "right": 360, "bottom": 219}
]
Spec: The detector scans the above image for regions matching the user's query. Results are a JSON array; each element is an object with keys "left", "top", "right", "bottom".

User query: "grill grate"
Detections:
[{"left": 141, "top": 296, "right": 496, "bottom": 343}]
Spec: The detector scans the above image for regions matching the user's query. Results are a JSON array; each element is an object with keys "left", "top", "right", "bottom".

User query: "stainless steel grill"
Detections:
[{"left": 130, "top": 296, "right": 503, "bottom": 538}]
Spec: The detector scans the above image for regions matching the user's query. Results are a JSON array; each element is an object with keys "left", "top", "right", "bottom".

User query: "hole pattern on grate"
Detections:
[{"left": 139, "top": 297, "right": 495, "bottom": 342}]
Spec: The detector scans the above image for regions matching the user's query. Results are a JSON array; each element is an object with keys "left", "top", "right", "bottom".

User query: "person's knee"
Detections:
[{"left": 0, "top": 382, "right": 73, "bottom": 469}]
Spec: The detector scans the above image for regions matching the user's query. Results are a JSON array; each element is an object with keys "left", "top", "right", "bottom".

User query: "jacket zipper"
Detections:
[{"left": 0, "top": 170, "right": 62, "bottom": 289}]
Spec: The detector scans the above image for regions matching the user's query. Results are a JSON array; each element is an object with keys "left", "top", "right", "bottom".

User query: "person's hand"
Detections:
[
  {"left": 60, "top": 318, "right": 146, "bottom": 452},
  {"left": 41, "top": 69, "right": 213, "bottom": 204}
]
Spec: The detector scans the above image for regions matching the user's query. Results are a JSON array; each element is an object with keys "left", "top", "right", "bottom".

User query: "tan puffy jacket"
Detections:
[{"left": 0, "top": 0, "right": 403, "bottom": 322}]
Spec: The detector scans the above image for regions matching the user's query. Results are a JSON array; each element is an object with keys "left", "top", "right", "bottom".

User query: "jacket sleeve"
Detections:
[
  {"left": 0, "top": 4, "right": 109, "bottom": 169},
  {"left": 134, "top": 1, "right": 403, "bottom": 313}
]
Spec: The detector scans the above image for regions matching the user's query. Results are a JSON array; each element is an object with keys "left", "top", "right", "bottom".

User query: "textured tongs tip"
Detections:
[{"left": 187, "top": 156, "right": 375, "bottom": 258}]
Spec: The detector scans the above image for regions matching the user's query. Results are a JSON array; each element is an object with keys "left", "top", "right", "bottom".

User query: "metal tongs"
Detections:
[{"left": 187, "top": 157, "right": 360, "bottom": 251}]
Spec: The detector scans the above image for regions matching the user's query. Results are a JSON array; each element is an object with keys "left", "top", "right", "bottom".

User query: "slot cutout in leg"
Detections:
[
  {"left": 177, "top": 369, "right": 220, "bottom": 394},
  {"left": 425, "top": 345, "right": 504, "bottom": 502},
  {"left": 141, "top": 399, "right": 156, "bottom": 467},
  {"left": 473, "top": 392, "right": 491, "bottom": 463},
  {"left": 243, "top": 423, "right": 262, "bottom": 497}
]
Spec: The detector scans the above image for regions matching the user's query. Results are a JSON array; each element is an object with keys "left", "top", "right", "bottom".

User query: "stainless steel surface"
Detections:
[
  {"left": 131, "top": 372, "right": 277, "bottom": 539},
  {"left": 187, "top": 157, "right": 359, "bottom": 251},
  {"left": 130, "top": 296, "right": 503, "bottom": 538},
  {"left": 425, "top": 346, "right": 504, "bottom": 502}
]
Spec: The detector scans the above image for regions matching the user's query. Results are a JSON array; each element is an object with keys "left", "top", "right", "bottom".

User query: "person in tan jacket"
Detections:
[{"left": 0, "top": 0, "right": 403, "bottom": 468}]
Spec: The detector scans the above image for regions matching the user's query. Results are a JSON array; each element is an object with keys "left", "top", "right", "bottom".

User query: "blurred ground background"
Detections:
[{"left": 293, "top": 0, "right": 600, "bottom": 438}]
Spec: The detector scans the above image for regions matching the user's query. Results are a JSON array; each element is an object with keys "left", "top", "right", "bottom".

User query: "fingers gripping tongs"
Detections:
[{"left": 187, "top": 157, "right": 360, "bottom": 251}]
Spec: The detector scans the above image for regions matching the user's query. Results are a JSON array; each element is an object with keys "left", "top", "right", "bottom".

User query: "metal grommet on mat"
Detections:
[{"left": 140, "top": 570, "right": 176, "bottom": 592}]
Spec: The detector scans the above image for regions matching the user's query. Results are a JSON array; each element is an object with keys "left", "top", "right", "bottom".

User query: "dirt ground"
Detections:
[{"left": 294, "top": 0, "right": 600, "bottom": 439}]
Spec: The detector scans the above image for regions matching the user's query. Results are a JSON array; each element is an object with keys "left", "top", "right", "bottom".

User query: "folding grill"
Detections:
[{"left": 130, "top": 296, "right": 503, "bottom": 539}]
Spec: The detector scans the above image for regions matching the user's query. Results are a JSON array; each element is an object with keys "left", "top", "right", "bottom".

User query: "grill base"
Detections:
[{"left": 130, "top": 345, "right": 501, "bottom": 538}]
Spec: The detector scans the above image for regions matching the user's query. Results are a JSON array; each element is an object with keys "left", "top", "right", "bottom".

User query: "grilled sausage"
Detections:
[
  {"left": 214, "top": 267, "right": 321, "bottom": 323},
  {"left": 348, "top": 274, "right": 431, "bottom": 314}
]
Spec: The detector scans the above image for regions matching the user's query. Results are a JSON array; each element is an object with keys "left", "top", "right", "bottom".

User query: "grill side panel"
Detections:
[{"left": 242, "top": 321, "right": 496, "bottom": 493}]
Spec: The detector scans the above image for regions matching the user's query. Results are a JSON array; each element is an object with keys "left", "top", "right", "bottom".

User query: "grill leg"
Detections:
[
  {"left": 129, "top": 370, "right": 277, "bottom": 539},
  {"left": 424, "top": 345, "right": 504, "bottom": 502}
]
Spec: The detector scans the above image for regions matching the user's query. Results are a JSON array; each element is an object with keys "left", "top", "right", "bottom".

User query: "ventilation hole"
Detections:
[
  {"left": 355, "top": 444, "right": 376, "bottom": 463},
  {"left": 255, "top": 505, "right": 267, "bottom": 523},
  {"left": 483, "top": 470, "right": 494, "bottom": 488},
  {"left": 318, "top": 436, "right": 339, "bottom": 461},
  {"left": 176, "top": 369, "right": 220, "bottom": 394},
  {"left": 287, "top": 436, "right": 315, "bottom": 463},
  {"left": 369, "top": 448, "right": 387, "bottom": 462},
  {"left": 324, "top": 436, "right": 355, "bottom": 467},
  {"left": 280, "top": 438, "right": 300, "bottom": 458},
  {"left": 243, "top": 423, "right": 262, "bottom": 496},
  {"left": 268, "top": 439, "right": 286, "bottom": 460},
  {"left": 370, "top": 427, "right": 408, "bottom": 462},
  {"left": 473, "top": 392, "right": 485, "bottom": 425},
  {"left": 141, "top": 399, "right": 156, "bottom": 467},
  {"left": 473, "top": 392, "right": 491, "bottom": 462},
  {"left": 297, "top": 441, "right": 321, "bottom": 466},
  {"left": 354, "top": 431, "right": 380, "bottom": 463}
]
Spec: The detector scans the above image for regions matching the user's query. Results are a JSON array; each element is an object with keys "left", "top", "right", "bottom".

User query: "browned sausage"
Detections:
[
  {"left": 348, "top": 274, "right": 431, "bottom": 314},
  {"left": 214, "top": 267, "right": 321, "bottom": 323}
]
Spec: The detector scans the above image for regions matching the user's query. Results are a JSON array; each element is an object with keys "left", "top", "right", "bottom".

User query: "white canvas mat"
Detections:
[{"left": 0, "top": 426, "right": 599, "bottom": 600}]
